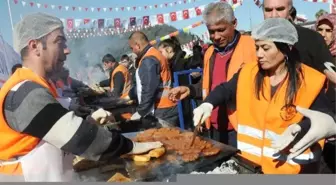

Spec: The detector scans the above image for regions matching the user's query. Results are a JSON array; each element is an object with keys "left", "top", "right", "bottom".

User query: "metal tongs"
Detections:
[{"left": 189, "top": 119, "right": 202, "bottom": 147}]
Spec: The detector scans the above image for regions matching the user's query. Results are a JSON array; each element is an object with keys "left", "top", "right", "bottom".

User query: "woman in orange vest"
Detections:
[{"left": 192, "top": 18, "right": 334, "bottom": 174}]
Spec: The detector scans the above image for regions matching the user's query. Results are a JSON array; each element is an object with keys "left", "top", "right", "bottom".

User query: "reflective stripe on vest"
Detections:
[
  {"left": 236, "top": 62, "right": 326, "bottom": 174},
  {"left": 0, "top": 68, "right": 58, "bottom": 175},
  {"left": 237, "top": 124, "right": 322, "bottom": 165},
  {"left": 110, "top": 64, "right": 131, "bottom": 98},
  {"left": 137, "top": 47, "right": 176, "bottom": 109},
  {"left": 202, "top": 35, "right": 257, "bottom": 130}
]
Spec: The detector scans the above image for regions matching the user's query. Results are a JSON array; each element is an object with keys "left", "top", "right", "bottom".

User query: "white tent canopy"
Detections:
[{"left": 0, "top": 34, "right": 21, "bottom": 87}]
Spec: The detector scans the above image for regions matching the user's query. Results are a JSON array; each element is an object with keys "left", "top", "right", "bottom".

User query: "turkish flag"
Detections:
[
  {"left": 130, "top": 17, "right": 136, "bottom": 26},
  {"left": 114, "top": 18, "right": 121, "bottom": 28},
  {"left": 98, "top": 19, "right": 104, "bottom": 28},
  {"left": 143, "top": 16, "right": 149, "bottom": 25},
  {"left": 84, "top": 19, "right": 90, "bottom": 24},
  {"left": 157, "top": 14, "right": 164, "bottom": 24},
  {"left": 170, "top": 12, "right": 177, "bottom": 22},
  {"left": 67, "top": 19, "right": 74, "bottom": 29},
  {"left": 195, "top": 7, "right": 202, "bottom": 16},
  {"left": 232, "top": 0, "right": 238, "bottom": 4},
  {"left": 331, "top": 4, "right": 336, "bottom": 14},
  {"left": 183, "top": 9, "right": 189, "bottom": 19}
]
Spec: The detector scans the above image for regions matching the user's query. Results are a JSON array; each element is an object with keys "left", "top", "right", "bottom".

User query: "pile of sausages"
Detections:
[{"left": 133, "top": 128, "right": 221, "bottom": 162}]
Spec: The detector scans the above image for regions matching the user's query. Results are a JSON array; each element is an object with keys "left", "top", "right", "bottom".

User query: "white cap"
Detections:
[
  {"left": 251, "top": 18, "right": 298, "bottom": 45},
  {"left": 13, "top": 12, "right": 64, "bottom": 53}
]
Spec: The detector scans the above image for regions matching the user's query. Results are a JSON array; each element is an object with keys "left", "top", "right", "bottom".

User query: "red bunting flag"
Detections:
[
  {"left": 84, "top": 19, "right": 90, "bottom": 24},
  {"left": 109, "top": 7, "right": 113, "bottom": 11},
  {"left": 195, "top": 7, "right": 202, "bottom": 16},
  {"left": 157, "top": 14, "right": 164, "bottom": 24},
  {"left": 67, "top": 19, "right": 74, "bottom": 29},
  {"left": 170, "top": 12, "right": 177, "bottom": 21},
  {"left": 29, "top": 2, "right": 34, "bottom": 7},
  {"left": 44, "top": 4, "right": 48, "bottom": 8},
  {"left": 114, "top": 18, "right": 121, "bottom": 28},
  {"left": 58, "top": 5, "right": 62, "bottom": 10},
  {"left": 72, "top": 6, "right": 76, "bottom": 11},
  {"left": 183, "top": 9, "right": 189, "bottom": 19},
  {"left": 143, "top": 16, "right": 149, "bottom": 25}
]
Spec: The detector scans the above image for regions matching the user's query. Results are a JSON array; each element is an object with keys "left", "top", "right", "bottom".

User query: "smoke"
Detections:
[
  {"left": 64, "top": 24, "right": 197, "bottom": 85},
  {"left": 65, "top": 34, "right": 131, "bottom": 85}
]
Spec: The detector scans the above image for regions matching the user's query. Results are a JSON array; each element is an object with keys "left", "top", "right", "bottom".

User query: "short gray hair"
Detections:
[{"left": 203, "top": 2, "right": 235, "bottom": 25}]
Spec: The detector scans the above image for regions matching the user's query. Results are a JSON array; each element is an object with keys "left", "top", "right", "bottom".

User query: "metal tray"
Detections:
[{"left": 122, "top": 131, "right": 239, "bottom": 182}]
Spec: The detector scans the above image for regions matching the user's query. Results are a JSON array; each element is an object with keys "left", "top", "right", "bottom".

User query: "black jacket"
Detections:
[{"left": 294, "top": 25, "right": 334, "bottom": 73}]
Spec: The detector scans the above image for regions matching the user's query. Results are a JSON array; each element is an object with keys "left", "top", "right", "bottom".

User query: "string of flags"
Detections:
[
  {"left": 303, "top": 0, "right": 336, "bottom": 13},
  {"left": 63, "top": 5, "right": 207, "bottom": 39},
  {"left": 13, "top": 0, "right": 201, "bottom": 12},
  {"left": 13, "top": 0, "right": 243, "bottom": 12}
]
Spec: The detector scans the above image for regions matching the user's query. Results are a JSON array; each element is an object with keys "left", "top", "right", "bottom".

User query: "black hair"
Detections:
[
  {"left": 289, "top": 7, "right": 297, "bottom": 20},
  {"left": 120, "top": 54, "right": 130, "bottom": 61},
  {"left": 128, "top": 31, "right": 149, "bottom": 42},
  {"left": 158, "top": 36, "right": 182, "bottom": 53},
  {"left": 102, "top": 54, "right": 116, "bottom": 63},
  {"left": 11, "top": 63, "right": 22, "bottom": 74},
  {"left": 254, "top": 42, "right": 303, "bottom": 105}
]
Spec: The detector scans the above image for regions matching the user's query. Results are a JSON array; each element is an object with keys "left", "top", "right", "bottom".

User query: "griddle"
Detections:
[{"left": 122, "top": 131, "right": 239, "bottom": 182}]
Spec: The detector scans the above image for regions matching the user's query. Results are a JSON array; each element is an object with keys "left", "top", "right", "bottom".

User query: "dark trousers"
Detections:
[{"left": 320, "top": 140, "right": 336, "bottom": 174}]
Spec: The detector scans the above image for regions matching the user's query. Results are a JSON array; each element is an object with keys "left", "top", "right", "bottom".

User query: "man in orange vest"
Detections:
[
  {"left": 0, "top": 12, "right": 162, "bottom": 182},
  {"left": 168, "top": 1, "right": 257, "bottom": 145},
  {"left": 128, "top": 31, "right": 178, "bottom": 125},
  {"left": 102, "top": 54, "right": 131, "bottom": 99}
]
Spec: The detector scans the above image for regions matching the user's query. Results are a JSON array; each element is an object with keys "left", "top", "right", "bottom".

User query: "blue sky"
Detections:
[{"left": 0, "top": 0, "right": 330, "bottom": 46}]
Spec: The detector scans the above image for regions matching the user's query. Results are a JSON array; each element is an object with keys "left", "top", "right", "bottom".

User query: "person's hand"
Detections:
[
  {"left": 90, "top": 108, "right": 115, "bottom": 124},
  {"left": 324, "top": 70, "right": 336, "bottom": 85},
  {"left": 130, "top": 112, "right": 141, "bottom": 120},
  {"left": 193, "top": 103, "right": 214, "bottom": 127},
  {"left": 190, "top": 72, "right": 201, "bottom": 78},
  {"left": 128, "top": 141, "right": 163, "bottom": 155},
  {"left": 168, "top": 86, "right": 190, "bottom": 102},
  {"left": 272, "top": 106, "right": 336, "bottom": 159}
]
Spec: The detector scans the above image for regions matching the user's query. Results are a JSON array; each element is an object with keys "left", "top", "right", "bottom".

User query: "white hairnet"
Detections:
[
  {"left": 13, "top": 12, "right": 64, "bottom": 53},
  {"left": 251, "top": 18, "right": 298, "bottom": 45}
]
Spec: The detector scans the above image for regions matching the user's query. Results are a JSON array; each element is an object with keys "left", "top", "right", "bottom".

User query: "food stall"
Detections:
[
  {"left": 73, "top": 128, "right": 263, "bottom": 182},
  {"left": 70, "top": 88, "right": 263, "bottom": 182}
]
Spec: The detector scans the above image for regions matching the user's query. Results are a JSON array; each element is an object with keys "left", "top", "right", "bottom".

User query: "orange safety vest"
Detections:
[
  {"left": 0, "top": 68, "right": 58, "bottom": 175},
  {"left": 138, "top": 47, "right": 177, "bottom": 109},
  {"left": 55, "top": 77, "right": 72, "bottom": 90},
  {"left": 110, "top": 64, "right": 131, "bottom": 99},
  {"left": 202, "top": 35, "right": 257, "bottom": 130},
  {"left": 236, "top": 63, "right": 326, "bottom": 174}
]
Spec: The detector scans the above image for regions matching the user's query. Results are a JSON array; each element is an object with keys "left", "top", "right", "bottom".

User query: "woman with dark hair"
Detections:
[
  {"left": 158, "top": 37, "right": 194, "bottom": 129},
  {"left": 170, "top": 18, "right": 334, "bottom": 174},
  {"left": 315, "top": 13, "right": 336, "bottom": 174},
  {"left": 158, "top": 37, "right": 189, "bottom": 79}
]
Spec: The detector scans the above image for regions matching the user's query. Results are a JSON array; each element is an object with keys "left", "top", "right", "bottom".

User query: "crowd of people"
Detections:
[{"left": 0, "top": 0, "right": 335, "bottom": 181}]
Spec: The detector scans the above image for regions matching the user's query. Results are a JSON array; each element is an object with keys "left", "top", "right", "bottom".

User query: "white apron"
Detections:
[
  {"left": 0, "top": 141, "right": 76, "bottom": 182},
  {"left": 135, "top": 68, "right": 154, "bottom": 114}
]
